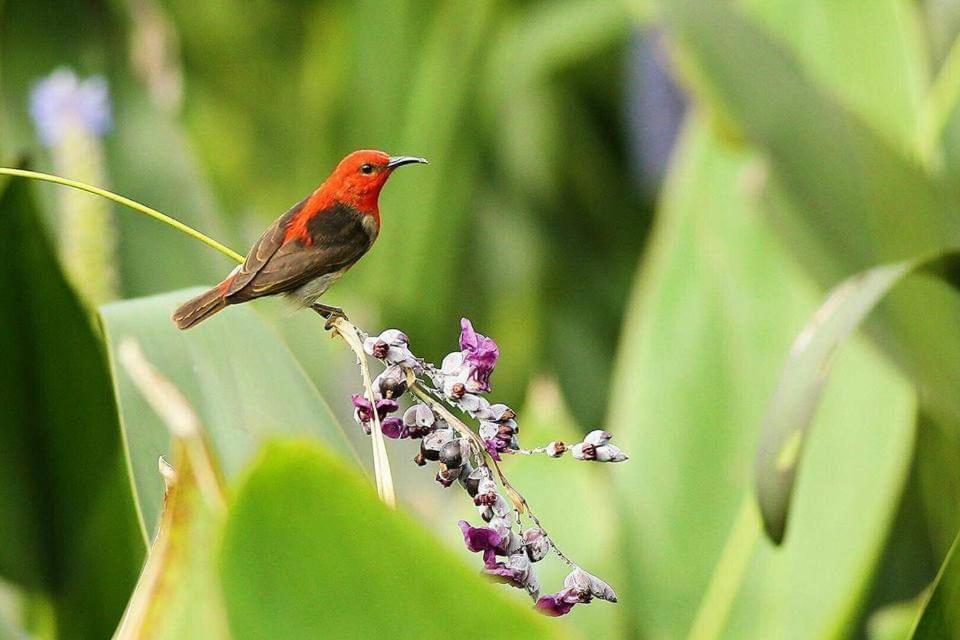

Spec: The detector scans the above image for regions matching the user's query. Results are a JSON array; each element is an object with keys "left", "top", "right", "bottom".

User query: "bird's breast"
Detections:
[{"left": 292, "top": 267, "right": 349, "bottom": 306}]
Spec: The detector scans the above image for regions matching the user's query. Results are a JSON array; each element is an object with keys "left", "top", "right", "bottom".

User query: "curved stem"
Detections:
[
  {"left": 329, "top": 316, "right": 396, "bottom": 507},
  {"left": 0, "top": 168, "right": 244, "bottom": 264}
]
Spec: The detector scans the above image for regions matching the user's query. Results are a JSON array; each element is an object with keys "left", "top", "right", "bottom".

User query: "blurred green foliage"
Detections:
[{"left": 6, "top": 0, "right": 960, "bottom": 638}]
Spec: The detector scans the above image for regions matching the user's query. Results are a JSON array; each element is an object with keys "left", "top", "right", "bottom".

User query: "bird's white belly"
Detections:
[{"left": 292, "top": 268, "right": 347, "bottom": 306}]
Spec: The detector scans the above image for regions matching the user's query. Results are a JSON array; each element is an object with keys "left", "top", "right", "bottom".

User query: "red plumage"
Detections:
[{"left": 173, "top": 150, "right": 426, "bottom": 329}]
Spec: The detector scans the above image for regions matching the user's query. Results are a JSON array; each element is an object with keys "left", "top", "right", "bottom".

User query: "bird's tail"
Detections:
[{"left": 172, "top": 285, "right": 228, "bottom": 330}]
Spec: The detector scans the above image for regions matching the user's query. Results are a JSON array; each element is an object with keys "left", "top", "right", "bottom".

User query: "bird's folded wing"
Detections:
[{"left": 226, "top": 202, "right": 373, "bottom": 301}]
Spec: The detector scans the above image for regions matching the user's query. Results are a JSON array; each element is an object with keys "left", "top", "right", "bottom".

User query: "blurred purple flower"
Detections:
[
  {"left": 29, "top": 68, "right": 112, "bottom": 147},
  {"left": 625, "top": 28, "right": 687, "bottom": 193}
]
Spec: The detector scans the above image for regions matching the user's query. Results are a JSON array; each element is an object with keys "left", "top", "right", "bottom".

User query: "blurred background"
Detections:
[{"left": 5, "top": 0, "right": 960, "bottom": 638}]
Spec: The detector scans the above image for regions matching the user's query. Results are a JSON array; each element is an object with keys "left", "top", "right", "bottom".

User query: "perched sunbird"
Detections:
[{"left": 173, "top": 150, "right": 427, "bottom": 329}]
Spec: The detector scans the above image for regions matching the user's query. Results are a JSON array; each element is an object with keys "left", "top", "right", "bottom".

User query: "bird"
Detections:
[{"left": 172, "top": 150, "right": 427, "bottom": 330}]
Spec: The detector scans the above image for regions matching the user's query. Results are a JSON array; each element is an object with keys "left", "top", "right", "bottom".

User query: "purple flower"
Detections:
[
  {"left": 483, "top": 553, "right": 533, "bottom": 591},
  {"left": 458, "top": 318, "right": 499, "bottom": 392},
  {"left": 29, "top": 68, "right": 112, "bottom": 147},
  {"left": 563, "top": 567, "right": 618, "bottom": 603},
  {"left": 522, "top": 528, "right": 550, "bottom": 562},
  {"left": 362, "top": 329, "right": 418, "bottom": 368},
  {"left": 380, "top": 417, "right": 407, "bottom": 439},
  {"left": 351, "top": 395, "right": 399, "bottom": 433},
  {"left": 459, "top": 520, "right": 503, "bottom": 565},
  {"left": 533, "top": 568, "right": 617, "bottom": 617},
  {"left": 483, "top": 439, "right": 503, "bottom": 461},
  {"left": 535, "top": 588, "right": 580, "bottom": 617},
  {"left": 402, "top": 404, "right": 436, "bottom": 438}
]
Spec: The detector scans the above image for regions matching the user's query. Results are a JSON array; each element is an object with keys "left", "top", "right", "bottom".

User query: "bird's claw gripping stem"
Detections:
[{"left": 312, "top": 303, "right": 348, "bottom": 330}]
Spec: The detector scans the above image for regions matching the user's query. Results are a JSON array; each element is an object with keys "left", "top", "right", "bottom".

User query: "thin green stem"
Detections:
[{"left": 0, "top": 168, "right": 244, "bottom": 264}]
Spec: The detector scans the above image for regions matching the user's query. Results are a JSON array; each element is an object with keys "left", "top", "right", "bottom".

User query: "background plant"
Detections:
[{"left": 4, "top": 0, "right": 960, "bottom": 638}]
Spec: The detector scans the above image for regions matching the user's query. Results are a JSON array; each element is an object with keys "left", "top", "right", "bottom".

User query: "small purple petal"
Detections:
[
  {"left": 351, "top": 394, "right": 373, "bottom": 423},
  {"left": 375, "top": 398, "right": 399, "bottom": 418},
  {"left": 459, "top": 520, "right": 504, "bottom": 556},
  {"left": 535, "top": 588, "right": 581, "bottom": 617},
  {"left": 380, "top": 417, "right": 407, "bottom": 439},
  {"left": 483, "top": 562, "right": 525, "bottom": 588},
  {"left": 484, "top": 439, "right": 502, "bottom": 461},
  {"left": 458, "top": 319, "right": 499, "bottom": 393}
]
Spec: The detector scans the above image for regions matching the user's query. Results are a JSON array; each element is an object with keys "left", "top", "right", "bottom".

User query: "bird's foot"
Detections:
[{"left": 312, "top": 303, "right": 348, "bottom": 331}]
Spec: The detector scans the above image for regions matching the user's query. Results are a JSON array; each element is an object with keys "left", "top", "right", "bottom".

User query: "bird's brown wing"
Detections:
[
  {"left": 223, "top": 197, "right": 306, "bottom": 298},
  {"left": 225, "top": 203, "right": 374, "bottom": 303}
]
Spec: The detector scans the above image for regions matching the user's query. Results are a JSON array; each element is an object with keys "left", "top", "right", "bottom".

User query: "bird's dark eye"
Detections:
[{"left": 360, "top": 163, "right": 374, "bottom": 175}]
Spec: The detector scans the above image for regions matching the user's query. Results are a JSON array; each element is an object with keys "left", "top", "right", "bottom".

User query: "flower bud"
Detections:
[
  {"left": 546, "top": 441, "right": 566, "bottom": 457},
  {"left": 376, "top": 365, "right": 407, "bottom": 398},
  {"left": 583, "top": 429, "right": 612, "bottom": 446},
  {"left": 439, "top": 439, "right": 466, "bottom": 469},
  {"left": 594, "top": 444, "right": 629, "bottom": 462},
  {"left": 571, "top": 442, "right": 597, "bottom": 461},
  {"left": 371, "top": 340, "right": 389, "bottom": 359},
  {"left": 522, "top": 528, "right": 550, "bottom": 562},
  {"left": 420, "top": 440, "right": 440, "bottom": 462}
]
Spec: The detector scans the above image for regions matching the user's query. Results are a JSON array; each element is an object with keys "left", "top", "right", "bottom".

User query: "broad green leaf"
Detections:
[
  {"left": 739, "top": 0, "right": 928, "bottom": 150},
  {"left": 658, "top": 0, "right": 960, "bottom": 436},
  {"left": 114, "top": 443, "right": 229, "bottom": 640},
  {"left": 219, "top": 441, "right": 560, "bottom": 640},
  {"left": 916, "top": 415, "right": 960, "bottom": 560},
  {"left": 868, "top": 597, "right": 924, "bottom": 640},
  {"left": 755, "top": 262, "right": 912, "bottom": 543},
  {"left": 607, "top": 119, "right": 914, "bottom": 639},
  {"left": 99, "top": 289, "right": 358, "bottom": 539},
  {"left": 0, "top": 176, "right": 142, "bottom": 638},
  {"left": 656, "top": 0, "right": 959, "bottom": 273}
]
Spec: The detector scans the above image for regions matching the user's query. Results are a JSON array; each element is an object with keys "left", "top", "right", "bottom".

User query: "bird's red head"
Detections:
[{"left": 322, "top": 149, "right": 428, "bottom": 216}]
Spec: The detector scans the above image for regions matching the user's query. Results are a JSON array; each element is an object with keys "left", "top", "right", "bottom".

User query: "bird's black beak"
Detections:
[{"left": 387, "top": 155, "right": 428, "bottom": 169}]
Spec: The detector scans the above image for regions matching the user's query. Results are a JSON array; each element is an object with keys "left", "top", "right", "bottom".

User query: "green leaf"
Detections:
[
  {"left": 912, "top": 531, "right": 960, "bottom": 637},
  {"left": 738, "top": 0, "right": 927, "bottom": 149},
  {"left": 218, "top": 440, "right": 560, "bottom": 640},
  {"left": 114, "top": 443, "right": 229, "bottom": 640},
  {"left": 756, "top": 248, "right": 960, "bottom": 544},
  {"left": 656, "top": 0, "right": 960, "bottom": 432},
  {"left": 0, "top": 176, "right": 142, "bottom": 638},
  {"left": 606, "top": 119, "right": 914, "bottom": 639},
  {"left": 98, "top": 289, "right": 358, "bottom": 539},
  {"left": 867, "top": 596, "right": 924, "bottom": 640}
]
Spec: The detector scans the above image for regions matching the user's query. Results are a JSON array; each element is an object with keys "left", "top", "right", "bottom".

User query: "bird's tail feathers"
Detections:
[{"left": 172, "top": 286, "right": 228, "bottom": 330}]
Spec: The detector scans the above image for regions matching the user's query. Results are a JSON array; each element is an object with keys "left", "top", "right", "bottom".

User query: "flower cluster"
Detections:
[{"left": 348, "top": 318, "right": 628, "bottom": 616}]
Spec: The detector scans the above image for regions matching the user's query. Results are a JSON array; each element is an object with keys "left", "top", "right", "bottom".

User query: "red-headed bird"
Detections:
[{"left": 172, "top": 150, "right": 427, "bottom": 329}]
